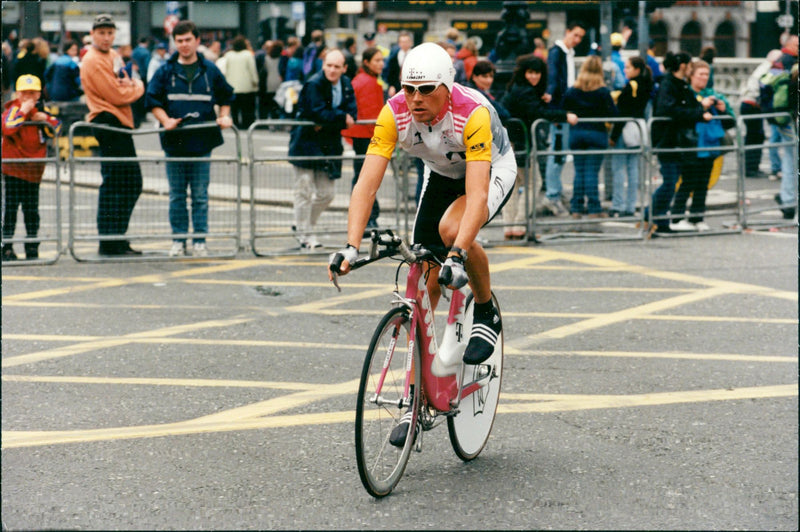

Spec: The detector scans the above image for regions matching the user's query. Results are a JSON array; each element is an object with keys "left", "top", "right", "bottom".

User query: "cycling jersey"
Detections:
[
  {"left": 367, "top": 83, "right": 517, "bottom": 248},
  {"left": 367, "top": 83, "right": 514, "bottom": 179}
]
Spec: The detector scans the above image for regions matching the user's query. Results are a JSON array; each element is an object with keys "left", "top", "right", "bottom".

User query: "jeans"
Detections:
[
  {"left": 652, "top": 159, "right": 681, "bottom": 230},
  {"left": 545, "top": 122, "right": 570, "bottom": 201},
  {"left": 610, "top": 137, "right": 640, "bottom": 213},
  {"left": 776, "top": 124, "right": 797, "bottom": 207},
  {"left": 166, "top": 156, "right": 211, "bottom": 244},
  {"left": 769, "top": 124, "right": 782, "bottom": 173},
  {"left": 569, "top": 128, "right": 607, "bottom": 214},
  {"left": 739, "top": 101, "right": 765, "bottom": 176}
]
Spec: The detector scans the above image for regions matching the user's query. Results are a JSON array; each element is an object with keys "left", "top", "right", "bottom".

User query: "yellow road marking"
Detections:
[
  {"left": 2, "top": 374, "right": 321, "bottom": 391},
  {"left": 510, "top": 285, "right": 733, "bottom": 348},
  {"left": 1, "top": 318, "right": 254, "bottom": 368},
  {"left": 2, "top": 384, "right": 794, "bottom": 449}
]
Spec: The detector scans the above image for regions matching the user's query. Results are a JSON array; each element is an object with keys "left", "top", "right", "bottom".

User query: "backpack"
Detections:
[{"left": 759, "top": 69, "right": 791, "bottom": 126}]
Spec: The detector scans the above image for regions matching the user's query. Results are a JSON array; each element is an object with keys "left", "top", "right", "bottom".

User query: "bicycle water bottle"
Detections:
[{"left": 431, "top": 287, "right": 469, "bottom": 377}]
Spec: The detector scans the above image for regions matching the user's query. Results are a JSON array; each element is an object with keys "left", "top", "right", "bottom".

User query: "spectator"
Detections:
[
  {"left": 302, "top": 29, "right": 326, "bottom": 79},
  {"left": 563, "top": 55, "right": 617, "bottom": 218},
  {"left": 772, "top": 36, "right": 798, "bottom": 219},
  {"left": 132, "top": 36, "right": 151, "bottom": 85},
  {"left": 383, "top": 31, "right": 413, "bottom": 97},
  {"left": 80, "top": 13, "right": 145, "bottom": 256},
  {"left": 501, "top": 54, "right": 577, "bottom": 239},
  {"left": 778, "top": 34, "right": 798, "bottom": 70},
  {"left": 341, "top": 46, "right": 385, "bottom": 231},
  {"left": 543, "top": 20, "right": 586, "bottom": 216},
  {"left": 363, "top": 32, "right": 389, "bottom": 59},
  {"left": 468, "top": 60, "right": 510, "bottom": 122},
  {"left": 258, "top": 40, "right": 283, "bottom": 120},
  {"left": 609, "top": 56, "right": 652, "bottom": 217},
  {"left": 738, "top": 49, "right": 783, "bottom": 178},
  {"left": 1, "top": 75, "right": 61, "bottom": 261},
  {"left": 281, "top": 37, "right": 303, "bottom": 82},
  {"left": 342, "top": 36, "right": 358, "bottom": 79},
  {"left": 532, "top": 37, "right": 547, "bottom": 60},
  {"left": 146, "top": 42, "right": 169, "bottom": 83},
  {"left": 610, "top": 32, "right": 627, "bottom": 88},
  {"left": 225, "top": 35, "right": 259, "bottom": 129},
  {"left": 700, "top": 46, "right": 716, "bottom": 89},
  {"left": 118, "top": 43, "right": 145, "bottom": 128},
  {"left": 146, "top": 20, "right": 235, "bottom": 257},
  {"left": 648, "top": 51, "right": 708, "bottom": 236},
  {"left": 768, "top": 34, "right": 799, "bottom": 182},
  {"left": 13, "top": 39, "right": 47, "bottom": 90},
  {"left": 288, "top": 49, "right": 356, "bottom": 250},
  {"left": 445, "top": 27, "right": 462, "bottom": 50},
  {"left": 456, "top": 38, "right": 479, "bottom": 81},
  {"left": 441, "top": 41, "right": 467, "bottom": 85},
  {"left": 44, "top": 39, "right": 82, "bottom": 101},
  {"left": 670, "top": 58, "right": 734, "bottom": 232},
  {"left": 2, "top": 42, "right": 12, "bottom": 105}
]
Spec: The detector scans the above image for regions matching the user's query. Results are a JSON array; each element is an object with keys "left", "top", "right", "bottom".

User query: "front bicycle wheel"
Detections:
[
  {"left": 448, "top": 293, "right": 503, "bottom": 461},
  {"left": 355, "top": 307, "right": 421, "bottom": 497}
]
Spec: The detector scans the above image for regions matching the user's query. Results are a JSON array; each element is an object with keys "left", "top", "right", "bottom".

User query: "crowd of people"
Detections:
[{"left": 1, "top": 17, "right": 798, "bottom": 259}]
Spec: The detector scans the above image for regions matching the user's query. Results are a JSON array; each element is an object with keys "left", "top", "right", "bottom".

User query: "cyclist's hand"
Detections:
[
  {"left": 438, "top": 256, "right": 468, "bottom": 289},
  {"left": 328, "top": 245, "right": 358, "bottom": 279}
]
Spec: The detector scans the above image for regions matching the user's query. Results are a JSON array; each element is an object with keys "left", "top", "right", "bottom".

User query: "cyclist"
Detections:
[{"left": 329, "top": 42, "right": 516, "bottom": 368}]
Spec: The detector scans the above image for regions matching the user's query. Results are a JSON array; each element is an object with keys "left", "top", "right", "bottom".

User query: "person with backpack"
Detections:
[{"left": 763, "top": 51, "right": 798, "bottom": 219}]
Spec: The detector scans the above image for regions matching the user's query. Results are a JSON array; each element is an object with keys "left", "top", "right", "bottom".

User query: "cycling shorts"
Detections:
[{"left": 413, "top": 149, "right": 517, "bottom": 250}]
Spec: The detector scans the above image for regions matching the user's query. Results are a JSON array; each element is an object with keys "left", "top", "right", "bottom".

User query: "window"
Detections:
[
  {"left": 714, "top": 20, "right": 736, "bottom": 58},
  {"left": 649, "top": 20, "right": 668, "bottom": 56},
  {"left": 680, "top": 20, "right": 702, "bottom": 57}
]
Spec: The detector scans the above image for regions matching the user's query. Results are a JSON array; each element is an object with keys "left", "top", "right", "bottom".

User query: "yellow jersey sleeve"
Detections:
[
  {"left": 463, "top": 106, "right": 493, "bottom": 163},
  {"left": 366, "top": 105, "right": 398, "bottom": 160}
]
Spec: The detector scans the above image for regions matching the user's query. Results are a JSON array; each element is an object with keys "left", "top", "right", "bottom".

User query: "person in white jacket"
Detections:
[
  {"left": 223, "top": 35, "right": 259, "bottom": 129},
  {"left": 739, "top": 49, "right": 783, "bottom": 178}
]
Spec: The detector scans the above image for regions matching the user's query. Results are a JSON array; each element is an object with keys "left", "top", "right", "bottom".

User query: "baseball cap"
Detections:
[
  {"left": 155, "top": 41, "right": 168, "bottom": 50},
  {"left": 401, "top": 42, "right": 455, "bottom": 92},
  {"left": 93, "top": 13, "right": 116, "bottom": 30},
  {"left": 610, "top": 32, "right": 624, "bottom": 47},
  {"left": 15, "top": 75, "right": 42, "bottom": 92},
  {"left": 363, "top": 32, "right": 376, "bottom": 41}
]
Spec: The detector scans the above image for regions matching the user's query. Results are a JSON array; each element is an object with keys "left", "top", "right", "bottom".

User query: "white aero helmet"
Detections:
[{"left": 401, "top": 42, "right": 455, "bottom": 92}]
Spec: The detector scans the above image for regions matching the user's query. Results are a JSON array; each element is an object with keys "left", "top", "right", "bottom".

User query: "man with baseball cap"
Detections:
[
  {"left": 81, "top": 13, "right": 146, "bottom": 256},
  {"left": 330, "top": 41, "right": 516, "bottom": 372}
]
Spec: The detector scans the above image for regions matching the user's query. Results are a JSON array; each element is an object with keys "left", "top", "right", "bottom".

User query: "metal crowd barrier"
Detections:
[
  {"left": 67, "top": 121, "right": 242, "bottom": 262},
  {"left": 735, "top": 111, "right": 798, "bottom": 229},
  {"left": 246, "top": 119, "right": 408, "bottom": 256},
  {"left": 1, "top": 121, "right": 62, "bottom": 266},
  {"left": 530, "top": 116, "right": 649, "bottom": 242}
]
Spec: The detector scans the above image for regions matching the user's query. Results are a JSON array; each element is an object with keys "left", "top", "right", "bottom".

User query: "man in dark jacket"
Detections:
[
  {"left": 145, "top": 20, "right": 235, "bottom": 257},
  {"left": 543, "top": 20, "right": 585, "bottom": 216},
  {"left": 288, "top": 48, "right": 356, "bottom": 250}
]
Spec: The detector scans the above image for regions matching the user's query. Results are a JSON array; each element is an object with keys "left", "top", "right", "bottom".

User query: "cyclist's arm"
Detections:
[
  {"left": 336, "top": 105, "right": 397, "bottom": 275},
  {"left": 451, "top": 107, "right": 493, "bottom": 256}
]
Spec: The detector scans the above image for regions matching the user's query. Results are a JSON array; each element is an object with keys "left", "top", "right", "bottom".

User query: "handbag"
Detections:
[{"left": 621, "top": 121, "right": 641, "bottom": 147}]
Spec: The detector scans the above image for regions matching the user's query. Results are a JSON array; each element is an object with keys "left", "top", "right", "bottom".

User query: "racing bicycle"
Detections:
[{"left": 331, "top": 231, "right": 503, "bottom": 497}]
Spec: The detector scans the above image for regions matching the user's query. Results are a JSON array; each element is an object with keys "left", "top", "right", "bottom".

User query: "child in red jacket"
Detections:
[{"left": 2, "top": 75, "right": 61, "bottom": 260}]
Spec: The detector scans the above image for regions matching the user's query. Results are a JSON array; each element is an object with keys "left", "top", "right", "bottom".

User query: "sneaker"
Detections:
[
  {"left": 389, "top": 409, "right": 418, "bottom": 448},
  {"left": 464, "top": 304, "right": 502, "bottom": 365},
  {"left": 2, "top": 246, "right": 17, "bottom": 261},
  {"left": 192, "top": 242, "right": 208, "bottom": 257},
  {"left": 670, "top": 219, "right": 698, "bottom": 232},
  {"left": 301, "top": 235, "right": 323, "bottom": 251},
  {"left": 169, "top": 241, "right": 187, "bottom": 257},
  {"left": 24, "top": 243, "right": 39, "bottom": 260},
  {"left": 695, "top": 221, "right": 711, "bottom": 232},
  {"left": 543, "top": 197, "right": 568, "bottom": 217},
  {"left": 775, "top": 194, "right": 796, "bottom": 220}
]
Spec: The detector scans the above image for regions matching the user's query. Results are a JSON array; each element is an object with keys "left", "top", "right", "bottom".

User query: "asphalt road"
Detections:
[{"left": 2, "top": 230, "right": 798, "bottom": 530}]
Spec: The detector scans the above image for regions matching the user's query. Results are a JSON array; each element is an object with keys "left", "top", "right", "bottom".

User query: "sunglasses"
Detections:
[{"left": 402, "top": 82, "right": 441, "bottom": 96}]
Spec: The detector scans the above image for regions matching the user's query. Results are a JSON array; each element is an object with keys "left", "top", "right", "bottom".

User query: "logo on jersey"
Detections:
[{"left": 469, "top": 142, "right": 486, "bottom": 152}]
